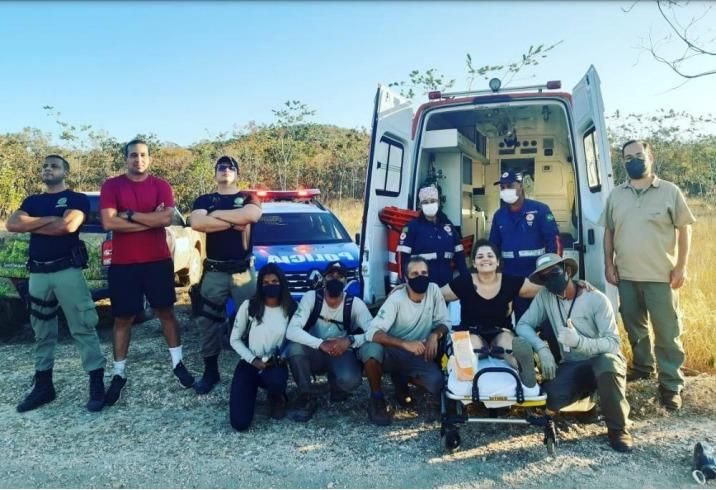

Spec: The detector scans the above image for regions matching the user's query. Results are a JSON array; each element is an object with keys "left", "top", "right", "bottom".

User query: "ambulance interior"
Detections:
[{"left": 415, "top": 101, "right": 578, "bottom": 267}]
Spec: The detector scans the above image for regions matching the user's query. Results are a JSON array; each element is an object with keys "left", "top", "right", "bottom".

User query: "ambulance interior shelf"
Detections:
[{"left": 378, "top": 206, "right": 474, "bottom": 279}]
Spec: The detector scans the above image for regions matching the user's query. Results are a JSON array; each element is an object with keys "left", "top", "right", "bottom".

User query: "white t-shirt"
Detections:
[{"left": 230, "top": 301, "right": 290, "bottom": 362}]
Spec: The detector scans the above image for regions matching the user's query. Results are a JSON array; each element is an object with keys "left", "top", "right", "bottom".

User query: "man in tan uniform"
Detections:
[{"left": 601, "top": 139, "right": 695, "bottom": 410}]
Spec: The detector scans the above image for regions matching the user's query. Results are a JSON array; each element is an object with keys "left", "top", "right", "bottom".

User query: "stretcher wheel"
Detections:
[{"left": 442, "top": 429, "right": 461, "bottom": 452}]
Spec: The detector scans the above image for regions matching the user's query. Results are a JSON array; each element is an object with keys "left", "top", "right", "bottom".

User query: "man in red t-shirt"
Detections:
[{"left": 99, "top": 138, "right": 195, "bottom": 405}]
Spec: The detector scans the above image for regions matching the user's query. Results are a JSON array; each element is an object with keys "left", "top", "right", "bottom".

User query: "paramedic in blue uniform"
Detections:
[
  {"left": 489, "top": 169, "right": 561, "bottom": 319},
  {"left": 397, "top": 185, "right": 469, "bottom": 287}
]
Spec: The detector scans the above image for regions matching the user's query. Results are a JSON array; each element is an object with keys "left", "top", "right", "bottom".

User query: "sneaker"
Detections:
[
  {"left": 194, "top": 372, "right": 220, "bottom": 395},
  {"left": 626, "top": 368, "right": 654, "bottom": 382},
  {"left": 289, "top": 393, "right": 317, "bottom": 422},
  {"left": 173, "top": 361, "right": 195, "bottom": 388},
  {"left": 104, "top": 375, "right": 127, "bottom": 406},
  {"left": 367, "top": 396, "right": 392, "bottom": 426},
  {"left": 17, "top": 371, "right": 56, "bottom": 413},
  {"left": 269, "top": 393, "right": 287, "bottom": 420},
  {"left": 86, "top": 368, "right": 105, "bottom": 412},
  {"left": 607, "top": 428, "right": 634, "bottom": 453},
  {"left": 659, "top": 387, "right": 682, "bottom": 411},
  {"left": 329, "top": 388, "right": 350, "bottom": 403}
]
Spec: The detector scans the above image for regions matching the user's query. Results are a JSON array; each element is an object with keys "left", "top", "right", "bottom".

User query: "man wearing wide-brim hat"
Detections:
[{"left": 511, "top": 253, "right": 633, "bottom": 453}]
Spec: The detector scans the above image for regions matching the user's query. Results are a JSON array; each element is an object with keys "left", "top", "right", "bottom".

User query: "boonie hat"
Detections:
[
  {"left": 528, "top": 253, "right": 578, "bottom": 285},
  {"left": 494, "top": 169, "right": 523, "bottom": 185}
]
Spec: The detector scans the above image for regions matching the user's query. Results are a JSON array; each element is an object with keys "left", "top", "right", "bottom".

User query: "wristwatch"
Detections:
[
  {"left": 126, "top": 210, "right": 135, "bottom": 222},
  {"left": 347, "top": 334, "right": 356, "bottom": 346}
]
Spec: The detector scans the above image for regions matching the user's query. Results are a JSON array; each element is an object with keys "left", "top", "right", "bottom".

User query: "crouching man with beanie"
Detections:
[
  {"left": 7, "top": 154, "right": 106, "bottom": 412},
  {"left": 512, "top": 253, "right": 633, "bottom": 452}
]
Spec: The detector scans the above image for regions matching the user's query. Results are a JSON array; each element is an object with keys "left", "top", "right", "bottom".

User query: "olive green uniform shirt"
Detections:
[{"left": 599, "top": 176, "right": 695, "bottom": 283}]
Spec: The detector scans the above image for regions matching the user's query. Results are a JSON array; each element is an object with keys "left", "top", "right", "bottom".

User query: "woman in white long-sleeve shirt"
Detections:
[{"left": 229, "top": 263, "right": 296, "bottom": 431}]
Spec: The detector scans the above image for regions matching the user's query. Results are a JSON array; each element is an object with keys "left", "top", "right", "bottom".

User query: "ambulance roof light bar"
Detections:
[
  {"left": 251, "top": 189, "right": 321, "bottom": 200},
  {"left": 428, "top": 79, "right": 561, "bottom": 100}
]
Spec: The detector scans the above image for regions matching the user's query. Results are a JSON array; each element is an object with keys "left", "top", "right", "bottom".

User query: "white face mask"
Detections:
[
  {"left": 421, "top": 202, "right": 439, "bottom": 217},
  {"left": 500, "top": 188, "right": 519, "bottom": 204}
]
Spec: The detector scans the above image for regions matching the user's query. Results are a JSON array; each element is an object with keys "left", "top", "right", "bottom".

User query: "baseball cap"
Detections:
[
  {"left": 494, "top": 169, "right": 523, "bottom": 185},
  {"left": 325, "top": 262, "right": 347, "bottom": 277}
]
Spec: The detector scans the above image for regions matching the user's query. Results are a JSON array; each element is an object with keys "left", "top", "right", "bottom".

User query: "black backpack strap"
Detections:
[
  {"left": 343, "top": 294, "right": 354, "bottom": 334},
  {"left": 304, "top": 290, "right": 324, "bottom": 331}
]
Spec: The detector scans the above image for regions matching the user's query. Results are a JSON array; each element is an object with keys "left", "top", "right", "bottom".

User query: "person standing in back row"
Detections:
[
  {"left": 190, "top": 155, "right": 262, "bottom": 394},
  {"left": 100, "top": 138, "right": 196, "bottom": 405},
  {"left": 489, "top": 169, "right": 561, "bottom": 320},
  {"left": 7, "top": 154, "right": 106, "bottom": 413},
  {"left": 601, "top": 139, "right": 695, "bottom": 411}
]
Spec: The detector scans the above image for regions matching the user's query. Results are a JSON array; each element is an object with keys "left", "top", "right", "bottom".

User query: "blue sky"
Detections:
[{"left": 1, "top": 1, "right": 715, "bottom": 146}]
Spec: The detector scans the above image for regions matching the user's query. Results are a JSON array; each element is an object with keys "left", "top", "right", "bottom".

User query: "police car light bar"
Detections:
[{"left": 251, "top": 189, "right": 321, "bottom": 200}]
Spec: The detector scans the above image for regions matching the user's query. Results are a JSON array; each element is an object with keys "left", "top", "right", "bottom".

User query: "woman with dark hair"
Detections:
[
  {"left": 440, "top": 239, "right": 541, "bottom": 368},
  {"left": 229, "top": 263, "right": 296, "bottom": 431}
]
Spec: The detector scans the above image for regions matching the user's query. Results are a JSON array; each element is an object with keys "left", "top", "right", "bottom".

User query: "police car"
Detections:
[{"left": 223, "top": 189, "right": 359, "bottom": 316}]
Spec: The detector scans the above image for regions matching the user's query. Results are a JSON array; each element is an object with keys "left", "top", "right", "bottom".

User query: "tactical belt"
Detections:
[
  {"left": 27, "top": 256, "right": 75, "bottom": 274},
  {"left": 204, "top": 257, "right": 253, "bottom": 274}
]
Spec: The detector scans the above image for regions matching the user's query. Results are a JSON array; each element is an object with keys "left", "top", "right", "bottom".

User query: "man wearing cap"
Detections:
[
  {"left": 361, "top": 256, "right": 451, "bottom": 426},
  {"left": 189, "top": 155, "right": 262, "bottom": 394},
  {"left": 601, "top": 140, "right": 695, "bottom": 411},
  {"left": 7, "top": 154, "right": 106, "bottom": 413},
  {"left": 101, "top": 138, "right": 197, "bottom": 405},
  {"left": 285, "top": 262, "right": 373, "bottom": 422},
  {"left": 489, "top": 169, "right": 561, "bottom": 319},
  {"left": 512, "top": 253, "right": 632, "bottom": 452},
  {"left": 397, "top": 184, "right": 468, "bottom": 287}
]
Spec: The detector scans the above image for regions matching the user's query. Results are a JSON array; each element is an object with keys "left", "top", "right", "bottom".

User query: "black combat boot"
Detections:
[
  {"left": 194, "top": 355, "right": 220, "bottom": 394},
  {"left": 17, "top": 369, "right": 56, "bottom": 413},
  {"left": 86, "top": 368, "right": 105, "bottom": 412}
]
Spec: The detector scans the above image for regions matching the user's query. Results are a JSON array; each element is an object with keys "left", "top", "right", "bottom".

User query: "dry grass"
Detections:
[{"left": 325, "top": 198, "right": 364, "bottom": 238}]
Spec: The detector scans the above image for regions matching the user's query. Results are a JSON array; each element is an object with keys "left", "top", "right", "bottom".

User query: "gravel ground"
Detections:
[{"left": 1, "top": 304, "right": 715, "bottom": 489}]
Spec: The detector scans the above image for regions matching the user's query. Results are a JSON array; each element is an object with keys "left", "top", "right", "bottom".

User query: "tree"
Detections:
[
  {"left": 629, "top": 0, "right": 716, "bottom": 79},
  {"left": 268, "top": 100, "right": 317, "bottom": 190}
]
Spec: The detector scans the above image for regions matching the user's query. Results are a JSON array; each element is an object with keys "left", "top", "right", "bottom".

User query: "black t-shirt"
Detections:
[
  {"left": 192, "top": 191, "right": 260, "bottom": 260},
  {"left": 449, "top": 273, "right": 525, "bottom": 332},
  {"left": 20, "top": 190, "right": 89, "bottom": 261}
]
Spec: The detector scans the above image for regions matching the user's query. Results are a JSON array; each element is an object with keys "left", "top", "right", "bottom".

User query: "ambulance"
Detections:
[{"left": 358, "top": 66, "right": 616, "bottom": 309}]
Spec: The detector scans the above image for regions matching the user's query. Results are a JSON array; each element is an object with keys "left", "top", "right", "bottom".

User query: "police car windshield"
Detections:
[{"left": 254, "top": 212, "right": 351, "bottom": 245}]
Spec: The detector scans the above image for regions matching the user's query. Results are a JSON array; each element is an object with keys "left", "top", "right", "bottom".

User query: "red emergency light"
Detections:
[
  {"left": 546, "top": 80, "right": 561, "bottom": 89},
  {"left": 249, "top": 189, "right": 321, "bottom": 201},
  {"left": 428, "top": 91, "right": 442, "bottom": 100}
]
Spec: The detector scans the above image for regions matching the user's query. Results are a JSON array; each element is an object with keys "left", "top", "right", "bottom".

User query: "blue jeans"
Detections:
[{"left": 229, "top": 361, "right": 288, "bottom": 431}]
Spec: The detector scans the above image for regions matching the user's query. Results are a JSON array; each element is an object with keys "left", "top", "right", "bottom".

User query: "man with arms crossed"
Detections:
[
  {"left": 8, "top": 154, "right": 106, "bottom": 412},
  {"left": 100, "top": 138, "right": 195, "bottom": 405}
]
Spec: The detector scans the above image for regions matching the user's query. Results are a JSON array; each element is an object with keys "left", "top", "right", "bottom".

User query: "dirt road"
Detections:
[{"left": 1, "top": 306, "right": 714, "bottom": 488}]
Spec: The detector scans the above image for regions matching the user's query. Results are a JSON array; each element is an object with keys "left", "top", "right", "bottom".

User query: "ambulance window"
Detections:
[
  {"left": 583, "top": 128, "right": 602, "bottom": 192},
  {"left": 375, "top": 136, "right": 403, "bottom": 197}
]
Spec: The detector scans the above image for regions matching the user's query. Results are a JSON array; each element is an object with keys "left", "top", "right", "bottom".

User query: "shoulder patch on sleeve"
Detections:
[
  {"left": 546, "top": 213, "right": 555, "bottom": 221},
  {"left": 402, "top": 226, "right": 409, "bottom": 233}
]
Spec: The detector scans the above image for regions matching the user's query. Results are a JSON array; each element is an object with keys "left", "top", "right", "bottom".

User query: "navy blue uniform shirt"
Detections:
[
  {"left": 489, "top": 198, "right": 561, "bottom": 278},
  {"left": 192, "top": 191, "right": 259, "bottom": 261},
  {"left": 20, "top": 190, "right": 89, "bottom": 262},
  {"left": 397, "top": 212, "right": 469, "bottom": 287}
]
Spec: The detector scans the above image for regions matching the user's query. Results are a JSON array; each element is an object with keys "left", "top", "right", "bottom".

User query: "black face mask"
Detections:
[
  {"left": 262, "top": 284, "right": 282, "bottom": 299},
  {"left": 543, "top": 267, "right": 569, "bottom": 296},
  {"left": 407, "top": 275, "right": 430, "bottom": 294},
  {"left": 625, "top": 158, "right": 647, "bottom": 179},
  {"left": 325, "top": 278, "right": 344, "bottom": 297}
]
